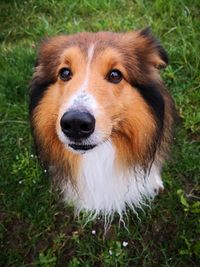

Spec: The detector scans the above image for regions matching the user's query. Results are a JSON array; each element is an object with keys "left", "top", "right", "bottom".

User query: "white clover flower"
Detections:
[{"left": 122, "top": 241, "right": 128, "bottom": 247}]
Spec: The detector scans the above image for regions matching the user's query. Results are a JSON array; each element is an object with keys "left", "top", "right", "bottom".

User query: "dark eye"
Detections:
[
  {"left": 107, "top": 69, "right": 123, "bottom": 84},
  {"left": 59, "top": 68, "right": 72, "bottom": 81}
]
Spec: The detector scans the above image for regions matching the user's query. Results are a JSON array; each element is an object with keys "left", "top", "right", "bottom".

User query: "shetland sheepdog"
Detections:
[{"left": 30, "top": 28, "right": 176, "bottom": 219}]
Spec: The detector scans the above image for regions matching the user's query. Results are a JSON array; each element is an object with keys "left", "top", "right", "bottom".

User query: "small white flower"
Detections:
[
  {"left": 30, "top": 154, "right": 34, "bottom": 158},
  {"left": 19, "top": 138, "right": 23, "bottom": 141},
  {"left": 122, "top": 241, "right": 128, "bottom": 247},
  {"left": 19, "top": 180, "right": 23, "bottom": 184},
  {"left": 109, "top": 250, "right": 112, "bottom": 255},
  {"left": 91, "top": 230, "right": 96, "bottom": 235},
  {"left": 44, "top": 169, "right": 47, "bottom": 173}
]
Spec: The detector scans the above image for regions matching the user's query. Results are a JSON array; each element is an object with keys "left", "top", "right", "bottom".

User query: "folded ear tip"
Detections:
[
  {"left": 139, "top": 27, "right": 152, "bottom": 37},
  {"left": 156, "top": 61, "right": 168, "bottom": 69},
  {"left": 158, "top": 45, "right": 169, "bottom": 66}
]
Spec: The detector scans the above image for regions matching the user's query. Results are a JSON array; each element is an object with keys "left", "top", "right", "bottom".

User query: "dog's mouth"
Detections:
[{"left": 68, "top": 143, "right": 97, "bottom": 151}]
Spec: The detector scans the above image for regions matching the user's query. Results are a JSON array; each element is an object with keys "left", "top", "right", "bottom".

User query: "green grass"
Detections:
[{"left": 0, "top": 0, "right": 200, "bottom": 266}]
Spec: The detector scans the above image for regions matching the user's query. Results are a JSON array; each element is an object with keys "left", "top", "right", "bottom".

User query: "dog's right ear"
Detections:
[
  {"left": 29, "top": 36, "right": 69, "bottom": 114},
  {"left": 35, "top": 35, "right": 69, "bottom": 67}
]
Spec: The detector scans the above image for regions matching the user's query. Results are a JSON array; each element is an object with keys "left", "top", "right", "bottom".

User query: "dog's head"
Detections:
[{"left": 30, "top": 29, "right": 174, "bottom": 174}]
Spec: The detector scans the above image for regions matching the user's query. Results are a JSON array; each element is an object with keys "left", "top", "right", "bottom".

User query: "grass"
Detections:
[{"left": 0, "top": 0, "right": 200, "bottom": 266}]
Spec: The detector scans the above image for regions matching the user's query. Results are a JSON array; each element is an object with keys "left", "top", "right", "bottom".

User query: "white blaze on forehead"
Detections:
[
  {"left": 67, "top": 44, "right": 97, "bottom": 112},
  {"left": 76, "top": 45, "right": 94, "bottom": 92},
  {"left": 87, "top": 45, "right": 95, "bottom": 64}
]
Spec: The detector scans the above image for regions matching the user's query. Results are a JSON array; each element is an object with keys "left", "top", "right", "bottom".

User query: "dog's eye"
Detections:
[
  {"left": 107, "top": 69, "right": 123, "bottom": 84},
  {"left": 59, "top": 68, "right": 72, "bottom": 81}
]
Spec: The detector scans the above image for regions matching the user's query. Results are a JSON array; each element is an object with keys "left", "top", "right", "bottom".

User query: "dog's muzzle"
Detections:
[{"left": 60, "top": 110, "right": 96, "bottom": 151}]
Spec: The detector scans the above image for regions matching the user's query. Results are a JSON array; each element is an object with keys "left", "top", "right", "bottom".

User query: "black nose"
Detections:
[{"left": 60, "top": 111, "right": 95, "bottom": 140}]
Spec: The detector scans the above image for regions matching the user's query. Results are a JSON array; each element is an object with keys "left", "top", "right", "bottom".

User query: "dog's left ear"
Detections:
[
  {"left": 127, "top": 28, "right": 168, "bottom": 69},
  {"left": 140, "top": 27, "right": 168, "bottom": 68}
]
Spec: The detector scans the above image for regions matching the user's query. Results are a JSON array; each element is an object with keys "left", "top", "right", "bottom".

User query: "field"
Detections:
[{"left": 0, "top": 0, "right": 200, "bottom": 266}]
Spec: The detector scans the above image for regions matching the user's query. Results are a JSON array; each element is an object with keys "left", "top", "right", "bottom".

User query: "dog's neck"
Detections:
[{"left": 63, "top": 141, "right": 163, "bottom": 218}]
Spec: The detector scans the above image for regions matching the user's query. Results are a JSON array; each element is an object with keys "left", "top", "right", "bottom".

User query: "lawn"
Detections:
[{"left": 0, "top": 0, "right": 200, "bottom": 266}]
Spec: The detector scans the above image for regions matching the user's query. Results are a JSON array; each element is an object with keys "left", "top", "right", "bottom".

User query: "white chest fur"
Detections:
[{"left": 63, "top": 141, "right": 163, "bottom": 218}]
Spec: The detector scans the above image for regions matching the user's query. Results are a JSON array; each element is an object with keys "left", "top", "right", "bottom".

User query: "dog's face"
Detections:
[
  {"left": 30, "top": 29, "right": 172, "bottom": 173},
  {"left": 55, "top": 44, "right": 128, "bottom": 153}
]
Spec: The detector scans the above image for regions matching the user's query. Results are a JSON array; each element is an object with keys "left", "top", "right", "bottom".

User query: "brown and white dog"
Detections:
[{"left": 30, "top": 28, "right": 176, "bottom": 219}]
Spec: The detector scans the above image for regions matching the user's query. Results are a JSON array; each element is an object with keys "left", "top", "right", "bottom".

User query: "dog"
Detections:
[{"left": 29, "top": 28, "right": 176, "bottom": 220}]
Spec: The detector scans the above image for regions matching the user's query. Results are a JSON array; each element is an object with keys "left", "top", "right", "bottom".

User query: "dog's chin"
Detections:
[{"left": 58, "top": 131, "right": 109, "bottom": 154}]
